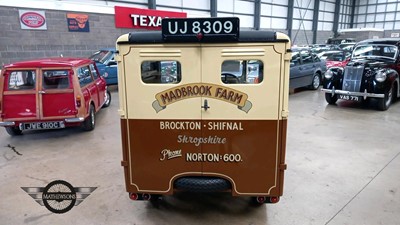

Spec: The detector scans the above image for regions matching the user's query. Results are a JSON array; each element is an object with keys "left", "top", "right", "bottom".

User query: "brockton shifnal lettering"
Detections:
[{"left": 160, "top": 121, "right": 243, "bottom": 131}]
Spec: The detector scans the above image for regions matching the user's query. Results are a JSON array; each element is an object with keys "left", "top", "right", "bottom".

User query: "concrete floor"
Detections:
[{"left": 1, "top": 88, "right": 400, "bottom": 225}]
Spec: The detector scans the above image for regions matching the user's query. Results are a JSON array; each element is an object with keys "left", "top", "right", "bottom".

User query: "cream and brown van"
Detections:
[{"left": 116, "top": 17, "right": 291, "bottom": 205}]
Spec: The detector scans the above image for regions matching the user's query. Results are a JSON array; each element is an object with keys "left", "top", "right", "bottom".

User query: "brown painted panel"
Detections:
[
  {"left": 122, "top": 118, "right": 287, "bottom": 196},
  {"left": 201, "top": 120, "right": 280, "bottom": 196},
  {"left": 126, "top": 119, "right": 202, "bottom": 194}
]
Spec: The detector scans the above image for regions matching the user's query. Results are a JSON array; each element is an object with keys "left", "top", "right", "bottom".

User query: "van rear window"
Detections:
[
  {"left": 221, "top": 60, "right": 263, "bottom": 84},
  {"left": 141, "top": 61, "right": 181, "bottom": 84},
  {"left": 7, "top": 71, "right": 36, "bottom": 90},
  {"left": 43, "top": 70, "right": 70, "bottom": 89}
]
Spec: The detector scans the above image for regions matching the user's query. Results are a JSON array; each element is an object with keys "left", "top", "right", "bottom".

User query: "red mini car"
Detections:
[
  {"left": 0, "top": 58, "right": 111, "bottom": 135},
  {"left": 318, "top": 50, "right": 351, "bottom": 68}
]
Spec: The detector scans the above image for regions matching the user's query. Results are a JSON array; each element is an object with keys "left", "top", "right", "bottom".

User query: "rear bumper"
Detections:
[
  {"left": 64, "top": 117, "right": 85, "bottom": 123},
  {"left": 0, "top": 117, "right": 84, "bottom": 127},
  {"left": 0, "top": 121, "right": 15, "bottom": 127},
  {"left": 321, "top": 87, "right": 384, "bottom": 99}
]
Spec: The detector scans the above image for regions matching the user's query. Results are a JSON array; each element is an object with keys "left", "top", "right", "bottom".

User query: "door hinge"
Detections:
[
  {"left": 282, "top": 110, "right": 289, "bottom": 118},
  {"left": 121, "top": 160, "right": 128, "bottom": 167},
  {"left": 280, "top": 163, "right": 287, "bottom": 170},
  {"left": 284, "top": 50, "right": 292, "bottom": 61}
]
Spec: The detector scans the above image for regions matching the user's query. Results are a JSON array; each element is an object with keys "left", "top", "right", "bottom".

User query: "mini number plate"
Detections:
[
  {"left": 339, "top": 95, "right": 360, "bottom": 101},
  {"left": 162, "top": 17, "right": 239, "bottom": 42},
  {"left": 21, "top": 121, "right": 65, "bottom": 130}
]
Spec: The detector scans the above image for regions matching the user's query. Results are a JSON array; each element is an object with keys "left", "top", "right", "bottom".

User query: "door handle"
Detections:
[
  {"left": 201, "top": 99, "right": 210, "bottom": 111},
  {"left": 38, "top": 91, "right": 46, "bottom": 94}
]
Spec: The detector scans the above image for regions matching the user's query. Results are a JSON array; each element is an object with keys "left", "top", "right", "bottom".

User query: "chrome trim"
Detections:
[
  {"left": 64, "top": 117, "right": 84, "bottom": 123},
  {"left": 0, "top": 121, "right": 16, "bottom": 127},
  {"left": 321, "top": 88, "right": 385, "bottom": 99}
]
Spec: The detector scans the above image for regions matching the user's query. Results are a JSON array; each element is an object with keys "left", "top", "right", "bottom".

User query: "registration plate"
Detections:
[
  {"left": 162, "top": 17, "right": 239, "bottom": 42},
  {"left": 21, "top": 121, "right": 65, "bottom": 130},
  {"left": 339, "top": 95, "right": 360, "bottom": 101}
]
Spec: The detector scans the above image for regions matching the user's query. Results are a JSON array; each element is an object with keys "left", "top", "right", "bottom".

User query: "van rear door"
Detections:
[
  {"left": 120, "top": 45, "right": 203, "bottom": 193},
  {"left": 200, "top": 44, "right": 287, "bottom": 196}
]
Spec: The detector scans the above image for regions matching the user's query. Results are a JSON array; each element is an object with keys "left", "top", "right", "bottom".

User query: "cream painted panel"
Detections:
[
  {"left": 122, "top": 45, "right": 202, "bottom": 120},
  {"left": 201, "top": 43, "right": 286, "bottom": 120}
]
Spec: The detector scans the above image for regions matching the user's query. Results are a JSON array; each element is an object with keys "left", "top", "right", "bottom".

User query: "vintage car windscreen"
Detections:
[
  {"left": 78, "top": 66, "right": 94, "bottom": 87},
  {"left": 221, "top": 60, "right": 263, "bottom": 84},
  {"left": 89, "top": 50, "right": 113, "bottom": 64},
  {"left": 7, "top": 70, "right": 36, "bottom": 90},
  {"left": 43, "top": 70, "right": 70, "bottom": 89},
  {"left": 352, "top": 45, "right": 398, "bottom": 59},
  {"left": 141, "top": 60, "right": 181, "bottom": 84}
]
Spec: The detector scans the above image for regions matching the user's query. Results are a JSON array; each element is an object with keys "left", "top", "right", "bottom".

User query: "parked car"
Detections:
[
  {"left": 89, "top": 48, "right": 117, "bottom": 85},
  {"left": 339, "top": 42, "right": 357, "bottom": 53},
  {"left": 322, "top": 38, "right": 400, "bottom": 110},
  {"left": 0, "top": 58, "right": 111, "bottom": 135},
  {"left": 290, "top": 49, "right": 327, "bottom": 90},
  {"left": 317, "top": 50, "right": 351, "bottom": 68}
]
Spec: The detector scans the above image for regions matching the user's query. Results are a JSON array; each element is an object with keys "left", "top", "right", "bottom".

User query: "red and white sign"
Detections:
[
  {"left": 19, "top": 10, "right": 47, "bottom": 30},
  {"left": 114, "top": 6, "right": 186, "bottom": 30}
]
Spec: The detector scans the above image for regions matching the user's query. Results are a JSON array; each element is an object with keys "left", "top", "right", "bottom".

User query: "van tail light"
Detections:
[
  {"left": 129, "top": 193, "right": 139, "bottom": 200},
  {"left": 270, "top": 196, "right": 280, "bottom": 203},
  {"left": 76, "top": 95, "right": 82, "bottom": 108}
]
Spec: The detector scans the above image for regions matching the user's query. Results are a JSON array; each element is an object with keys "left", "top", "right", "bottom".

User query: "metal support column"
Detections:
[
  {"left": 210, "top": 0, "right": 217, "bottom": 17},
  {"left": 312, "top": 0, "right": 320, "bottom": 44},
  {"left": 350, "top": 0, "right": 356, "bottom": 28},
  {"left": 254, "top": 0, "right": 261, "bottom": 30},
  {"left": 287, "top": 0, "right": 294, "bottom": 39},
  {"left": 332, "top": 0, "right": 341, "bottom": 37},
  {"left": 148, "top": 0, "right": 156, "bottom": 9}
]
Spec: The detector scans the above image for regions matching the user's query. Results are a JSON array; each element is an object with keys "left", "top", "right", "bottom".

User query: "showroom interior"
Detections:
[{"left": 1, "top": 0, "right": 400, "bottom": 225}]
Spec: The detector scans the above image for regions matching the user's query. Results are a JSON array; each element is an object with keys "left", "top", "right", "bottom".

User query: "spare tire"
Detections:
[{"left": 174, "top": 177, "right": 231, "bottom": 192}]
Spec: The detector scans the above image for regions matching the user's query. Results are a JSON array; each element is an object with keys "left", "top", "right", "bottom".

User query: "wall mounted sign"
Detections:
[
  {"left": 114, "top": 6, "right": 186, "bottom": 30},
  {"left": 19, "top": 10, "right": 47, "bottom": 30},
  {"left": 67, "top": 13, "right": 90, "bottom": 32}
]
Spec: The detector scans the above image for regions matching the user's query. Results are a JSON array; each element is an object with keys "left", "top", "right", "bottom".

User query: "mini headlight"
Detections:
[
  {"left": 325, "top": 70, "right": 334, "bottom": 79},
  {"left": 375, "top": 71, "right": 387, "bottom": 82}
]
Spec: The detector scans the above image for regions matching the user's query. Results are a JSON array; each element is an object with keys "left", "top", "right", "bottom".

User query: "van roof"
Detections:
[
  {"left": 4, "top": 58, "right": 93, "bottom": 69},
  {"left": 117, "top": 30, "right": 289, "bottom": 44}
]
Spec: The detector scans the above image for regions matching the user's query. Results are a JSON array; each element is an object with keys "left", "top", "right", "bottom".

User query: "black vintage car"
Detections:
[{"left": 321, "top": 38, "right": 400, "bottom": 110}]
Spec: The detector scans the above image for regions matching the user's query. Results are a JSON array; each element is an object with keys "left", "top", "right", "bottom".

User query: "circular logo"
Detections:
[
  {"left": 42, "top": 180, "right": 76, "bottom": 214},
  {"left": 21, "top": 12, "right": 46, "bottom": 28}
]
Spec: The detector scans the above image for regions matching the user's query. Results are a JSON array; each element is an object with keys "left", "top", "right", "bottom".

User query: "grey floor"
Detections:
[{"left": 1, "top": 88, "right": 399, "bottom": 225}]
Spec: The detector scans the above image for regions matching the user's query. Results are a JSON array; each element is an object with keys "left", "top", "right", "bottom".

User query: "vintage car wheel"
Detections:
[
  {"left": 309, "top": 73, "right": 321, "bottom": 90},
  {"left": 5, "top": 127, "right": 23, "bottom": 136},
  {"left": 102, "top": 91, "right": 111, "bottom": 108},
  {"left": 377, "top": 85, "right": 394, "bottom": 111},
  {"left": 325, "top": 93, "right": 338, "bottom": 104},
  {"left": 82, "top": 104, "right": 95, "bottom": 131}
]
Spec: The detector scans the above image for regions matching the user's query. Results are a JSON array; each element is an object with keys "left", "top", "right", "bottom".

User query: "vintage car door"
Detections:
[
  {"left": 121, "top": 45, "right": 203, "bottom": 194},
  {"left": 1, "top": 69, "right": 39, "bottom": 120},
  {"left": 39, "top": 68, "right": 76, "bottom": 120},
  {"left": 200, "top": 44, "right": 286, "bottom": 196}
]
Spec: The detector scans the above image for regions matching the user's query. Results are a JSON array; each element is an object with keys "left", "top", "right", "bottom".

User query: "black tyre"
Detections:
[
  {"left": 377, "top": 85, "right": 394, "bottom": 111},
  {"left": 174, "top": 177, "right": 231, "bottom": 192},
  {"left": 325, "top": 93, "right": 338, "bottom": 104},
  {"left": 309, "top": 73, "right": 321, "bottom": 90},
  {"left": 102, "top": 91, "right": 111, "bottom": 108},
  {"left": 5, "top": 127, "right": 22, "bottom": 136},
  {"left": 82, "top": 104, "right": 95, "bottom": 131}
]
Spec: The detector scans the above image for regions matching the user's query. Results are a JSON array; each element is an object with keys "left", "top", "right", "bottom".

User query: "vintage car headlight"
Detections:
[
  {"left": 375, "top": 71, "right": 387, "bottom": 82},
  {"left": 324, "top": 70, "right": 334, "bottom": 79}
]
